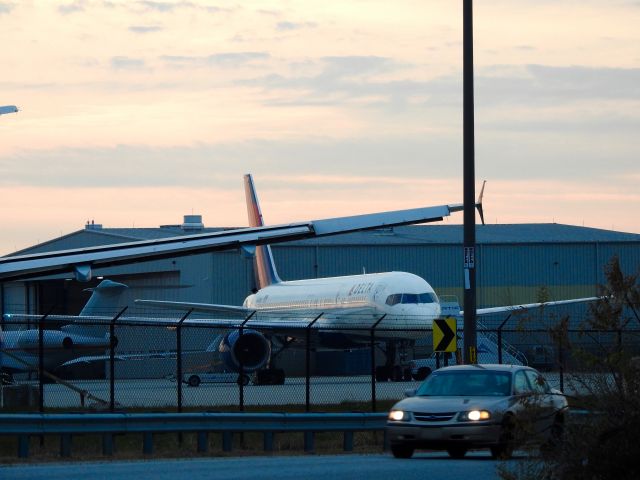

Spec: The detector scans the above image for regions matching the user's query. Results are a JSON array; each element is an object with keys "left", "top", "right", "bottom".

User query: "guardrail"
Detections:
[{"left": 0, "top": 412, "right": 389, "bottom": 458}]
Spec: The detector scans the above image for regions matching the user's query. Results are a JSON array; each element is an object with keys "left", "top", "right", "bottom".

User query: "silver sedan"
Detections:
[{"left": 386, "top": 364, "right": 568, "bottom": 459}]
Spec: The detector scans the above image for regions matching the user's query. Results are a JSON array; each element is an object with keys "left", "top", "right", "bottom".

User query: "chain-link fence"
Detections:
[{"left": 1, "top": 306, "right": 639, "bottom": 413}]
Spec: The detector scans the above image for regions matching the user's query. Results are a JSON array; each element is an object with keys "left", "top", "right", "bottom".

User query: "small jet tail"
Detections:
[
  {"left": 62, "top": 279, "right": 129, "bottom": 336},
  {"left": 244, "top": 174, "right": 282, "bottom": 289}
]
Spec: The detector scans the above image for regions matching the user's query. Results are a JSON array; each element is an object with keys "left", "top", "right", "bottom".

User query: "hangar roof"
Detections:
[
  {"left": 9, "top": 222, "right": 640, "bottom": 257},
  {"left": 288, "top": 223, "right": 640, "bottom": 246}
]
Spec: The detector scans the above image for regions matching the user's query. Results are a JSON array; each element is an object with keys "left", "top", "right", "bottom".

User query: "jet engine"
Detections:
[{"left": 218, "top": 329, "right": 271, "bottom": 372}]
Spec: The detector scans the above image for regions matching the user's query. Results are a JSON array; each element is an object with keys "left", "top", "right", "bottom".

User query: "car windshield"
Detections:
[{"left": 416, "top": 370, "right": 512, "bottom": 397}]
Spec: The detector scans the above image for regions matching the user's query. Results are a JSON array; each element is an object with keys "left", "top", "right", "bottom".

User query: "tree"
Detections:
[{"left": 499, "top": 257, "right": 640, "bottom": 480}]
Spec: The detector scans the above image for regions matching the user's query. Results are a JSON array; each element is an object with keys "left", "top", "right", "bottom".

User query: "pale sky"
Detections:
[{"left": 1, "top": 1, "right": 639, "bottom": 254}]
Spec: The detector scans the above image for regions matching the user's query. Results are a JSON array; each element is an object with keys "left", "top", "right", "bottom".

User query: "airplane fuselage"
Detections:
[
  {"left": 0, "top": 328, "right": 110, "bottom": 374},
  {"left": 243, "top": 271, "right": 441, "bottom": 340}
]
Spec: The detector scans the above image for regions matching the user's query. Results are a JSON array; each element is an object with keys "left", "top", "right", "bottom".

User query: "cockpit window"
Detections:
[
  {"left": 417, "top": 292, "right": 438, "bottom": 304},
  {"left": 386, "top": 294, "right": 401, "bottom": 306},
  {"left": 385, "top": 292, "right": 438, "bottom": 306}
]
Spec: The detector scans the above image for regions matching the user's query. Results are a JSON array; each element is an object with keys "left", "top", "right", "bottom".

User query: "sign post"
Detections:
[
  {"left": 463, "top": 0, "right": 478, "bottom": 364},
  {"left": 433, "top": 317, "right": 457, "bottom": 353}
]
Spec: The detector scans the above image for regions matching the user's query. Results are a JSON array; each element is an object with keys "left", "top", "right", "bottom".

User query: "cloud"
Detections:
[
  {"left": 110, "top": 56, "right": 147, "bottom": 70},
  {"left": 161, "top": 52, "right": 270, "bottom": 68},
  {"left": 241, "top": 60, "right": 640, "bottom": 112},
  {"left": 239, "top": 56, "right": 435, "bottom": 110},
  {"left": 135, "top": 1, "right": 195, "bottom": 12},
  {"left": 0, "top": 138, "right": 462, "bottom": 189},
  {"left": 58, "top": 0, "right": 87, "bottom": 15},
  {"left": 0, "top": 2, "right": 15, "bottom": 15},
  {"left": 276, "top": 21, "right": 317, "bottom": 32},
  {"left": 129, "top": 25, "right": 164, "bottom": 34},
  {"left": 474, "top": 65, "right": 640, "bottom": 106}
]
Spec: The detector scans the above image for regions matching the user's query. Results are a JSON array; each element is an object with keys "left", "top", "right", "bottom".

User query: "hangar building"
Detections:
[{"left": 2, "top": 216, "right": 639, "bottom": 377}]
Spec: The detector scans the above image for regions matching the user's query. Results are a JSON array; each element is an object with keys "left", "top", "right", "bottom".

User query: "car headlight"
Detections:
[
  {"left": 458, "top": 410, "right": 491, "bottom": 421},
  {"left": 388, "top": 410, "right": 411, "bottom": 421}
]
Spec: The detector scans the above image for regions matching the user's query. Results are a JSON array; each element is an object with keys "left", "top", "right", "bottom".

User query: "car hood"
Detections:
[{"left": 393, "top": 395, "right": 509, "bottom": 413}]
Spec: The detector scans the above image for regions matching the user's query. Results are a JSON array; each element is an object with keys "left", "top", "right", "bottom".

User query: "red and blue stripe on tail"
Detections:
[{"left": 244, "top": 174, "right": 282, "bottom": 289}]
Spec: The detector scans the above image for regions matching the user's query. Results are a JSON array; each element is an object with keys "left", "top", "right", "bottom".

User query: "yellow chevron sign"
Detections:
[{"left": 433, "top": 317, "right": 457, "bottom": 352}]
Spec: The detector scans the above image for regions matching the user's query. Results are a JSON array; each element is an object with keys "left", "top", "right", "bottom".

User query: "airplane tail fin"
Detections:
[
  {"left": 63, "top": 279, "right": 129, "bottom": 336},
  {"left": 244, "top": 174, "right": 281, "bottom": 289},
  {"left": 79, "top": 279, "right": 129, "bottom": 316}
]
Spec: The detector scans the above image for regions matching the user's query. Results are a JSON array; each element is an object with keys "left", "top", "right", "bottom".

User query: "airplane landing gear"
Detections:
[
  {"left": 375, "top": 341, "right": 413, "bottom": 382},
  {"left": 254, "top": 368, "right": 285, "bottom": 385},
  {"left": 0, "top": 370, "right": 14, "bottom": 386}
]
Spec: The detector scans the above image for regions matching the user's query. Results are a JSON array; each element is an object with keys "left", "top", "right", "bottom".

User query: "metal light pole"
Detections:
[{"left": 463, "top": 0, "right": 477, "bottom": 364}]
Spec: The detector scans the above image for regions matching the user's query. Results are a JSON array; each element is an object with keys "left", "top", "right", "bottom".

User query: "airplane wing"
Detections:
[
  {"left": 0, "top": 202, "right": 463, "bottom": 282},
  {"left": 134, "top": 300, "right": 252, "bottom": 315},
  {"left": 463, "top": 297, "right": 600, "bottom": 317}
]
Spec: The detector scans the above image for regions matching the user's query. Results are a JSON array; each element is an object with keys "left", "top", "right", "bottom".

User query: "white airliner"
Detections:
[{"left": 136, "top": 175, "right": 598, "bottom": 384}]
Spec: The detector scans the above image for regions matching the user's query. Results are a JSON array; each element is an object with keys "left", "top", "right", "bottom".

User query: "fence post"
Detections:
[
  {"left": 558, "top": 333, "right": 564, "bottom": 393},
  {"left": 497, "top": 314, "right": 512, "bottom": 365},
  {"left": 305, "top": 313, "right": 323, "bottom": 412},
  {"left": 176, "top": 309, "right": 193, "bottom": 413},
  {"left": 109, "top": 307, "right": 128, "bottom": 412},
  {"left": 370, "top": 314, "right": 386, "bottom": 413},
  {"left": 38, "top": 307, "right": 55, "bottom": 413},
  {"left": 238, "top": 311, "right": 256, "bottom": 412}
]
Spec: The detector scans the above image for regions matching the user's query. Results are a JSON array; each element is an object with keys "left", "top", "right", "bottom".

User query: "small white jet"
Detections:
[
  {"left": 136, "top": 175, "right": 597, "bottom": 384},
  {"left": 0, "top": 280, "right": 183, "bottom": 385},
  {"left": 0, "top": 281, "right": 123, "bottom": 384}
]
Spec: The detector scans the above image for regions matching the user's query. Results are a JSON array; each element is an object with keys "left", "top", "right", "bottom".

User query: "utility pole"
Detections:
[{"left": 463, "top": 0, "right": 477, "bottom": 364}]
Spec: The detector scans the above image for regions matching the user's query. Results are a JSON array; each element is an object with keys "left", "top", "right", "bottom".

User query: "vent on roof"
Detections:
[
  {"left": 85, "top": 220, "right": 102, "bottom": 231},
  {"left": 182, "top": 214, "right": 204, "bottom": 231}
]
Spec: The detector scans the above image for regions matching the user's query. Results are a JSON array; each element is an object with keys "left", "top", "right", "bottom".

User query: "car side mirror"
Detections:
[{"left": 404, "top": 388, "right": 417, "bottom": 398}]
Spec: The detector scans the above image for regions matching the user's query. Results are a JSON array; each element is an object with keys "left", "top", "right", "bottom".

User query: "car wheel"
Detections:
[
  {"left": 375, "top": 366, "right": 389, "bottom": 382},
  {"left": 491, "top": 415, "right": 515, "bottom": 460},
  {"left": 187, "top": 375, "right": 201, "bottom": 387},
  {"left": 412, "top": 367, "right": 431, "bottom": 381},
  {"left": 0, "top": 371, "right": 14, "bottom": 386},
  {"left": 390, "top": 445, "right": 414, "bottom": 459},
  {"left": 447, "top": 447, "right": 468, "bottom": 459}
]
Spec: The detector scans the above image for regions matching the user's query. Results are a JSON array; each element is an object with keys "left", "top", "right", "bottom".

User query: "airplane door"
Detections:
[{"left": 373, "top": 284, "right": 386, "bottom": 303}]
